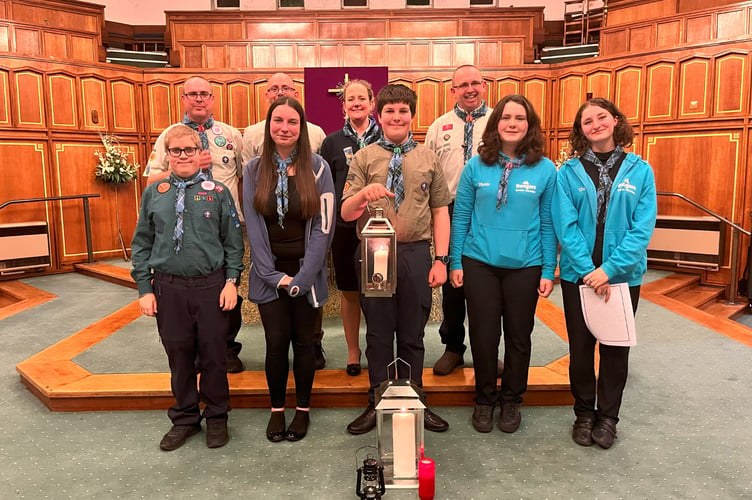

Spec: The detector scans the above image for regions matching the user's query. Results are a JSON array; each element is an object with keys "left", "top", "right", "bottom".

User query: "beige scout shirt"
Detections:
[
  {"left": 424, "top": 106, "right": 491, "bottom": 201},
  {"left": 241, "top": 120, "right": 327, "bottom": 166},
  {"left": 342, "top": 143, "right": 450, "bottom": 243},
  {"left": 145, "top": 121, "right": 244, "bottom": 218}
]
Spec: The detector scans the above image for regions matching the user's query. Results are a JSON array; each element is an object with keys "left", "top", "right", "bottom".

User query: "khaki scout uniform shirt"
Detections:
[
  {"left": 424, "top": 106, "right": 491, "bottom": 200},
  {"left": 342, "top": 143, "right": 450, "bottom": 243},
  {"left": 241, "top": 120, "right": 327, "bottom": 166},
  {"left": 145, "top": 121, "right": 244, "bottom": 219}
]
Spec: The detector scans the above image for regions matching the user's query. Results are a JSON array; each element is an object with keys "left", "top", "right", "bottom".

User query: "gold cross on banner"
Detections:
[{"left": 328, "top": 73, "right": 350, "bottom": 94}]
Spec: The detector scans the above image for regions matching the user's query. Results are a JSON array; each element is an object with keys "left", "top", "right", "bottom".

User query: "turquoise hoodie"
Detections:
[
  {"left": 449, "top": 154, "right": 558, "bottom": 279},
  {"left": 553, "top": 152, "right": 657, "bottom": 286}
]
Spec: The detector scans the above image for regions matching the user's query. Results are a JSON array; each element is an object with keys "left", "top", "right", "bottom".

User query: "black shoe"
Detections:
[
  {"left": 346, "top": 363, "right": 361, "bottom": 376},
  {"left": 159, "top": 424, "right": 201, "bottom": 451},
  {"left": 285, "top": 410, "right": 310, "bottom": 441},
  {"left": 572, "top": 416, "right": 595, "bottom": 446},
  {"left": 591, "top": 416, "right": 617, "bottom": 449},
  {"left": 497, "top": 402, "right": 521, "bottom": 433},
  {"left": 266, "top": 411, "right": 286, "bottom": 442},
  {"left": 472, "top": 404, "right": 494, "bottom": 433},
  {"left": 206, "top": 419, "right": 229, "bottom": 448},
  {"left": 424, "top": 408, "right": 449, "bottom": 432},
  {"left": 314, "top": 341, "right": 326, "bottom": 370},
  {"left": 433, "top": 350, "right": 464, "bottom": 376},
  {"left": 347, "top": 405, "right": 376, "bottom": 435},
  {"left": 226, "top": 355, "right": 244, "bottom": 373}
]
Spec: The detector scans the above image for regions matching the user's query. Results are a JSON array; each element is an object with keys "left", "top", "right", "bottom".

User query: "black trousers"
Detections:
[
  {"left": 463, "top": 257, "right": 542, "bottom": 406},
  {"left": 439, "top": 203, "right": 467, "bottom": 355},
  {"left": 227, "top": 295, "right": 243, "bottom": 357},
  {"left": 560, "top": 279, "right": 640, "bottom": 422},
  {"left": 154, "top": 269, "right": 230, "bottom": 425},
  {"left": 258, "top": 291, "right": 317, "bottom": 408},
  {"left": 358, "top": 241, "right": 432, "bottom": 404}
]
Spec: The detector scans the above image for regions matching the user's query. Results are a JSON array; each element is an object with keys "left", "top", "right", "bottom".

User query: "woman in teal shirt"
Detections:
[
  {"left": 449, "top": 94, "right": 557, "bottom": 434},
  {"left": 554, "top": 98, "right": 657, "bottom": 449}
]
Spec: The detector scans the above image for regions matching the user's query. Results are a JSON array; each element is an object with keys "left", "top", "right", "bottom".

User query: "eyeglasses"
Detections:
[
  {"left": 452, "top": 81, "right": 484, "bottom": 91},
  {"left": 267, "top": 85, "right": 295, "bottom": 95},
  {"left": 183, "top": 91, "right": 213, "bottom": 100},
  {"left": 166, "top": 147, "right": 200, "bottom": 157}
]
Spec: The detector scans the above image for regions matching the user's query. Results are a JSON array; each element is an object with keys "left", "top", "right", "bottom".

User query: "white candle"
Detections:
[
  {"left": 373, "top": 248, "right": 389, "bottom": 282},
  {"left": 392, "top": 412, "right": 416, "bottom": 478}
]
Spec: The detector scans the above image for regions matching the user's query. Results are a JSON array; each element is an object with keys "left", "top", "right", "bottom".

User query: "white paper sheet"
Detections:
[{"left": 579, "top": 283, "right": 637, "bottom": 346}]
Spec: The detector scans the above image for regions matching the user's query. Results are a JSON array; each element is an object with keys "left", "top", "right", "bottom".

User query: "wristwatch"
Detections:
[
  {"left": 226, "top": 277, "right": 238, "bottom": 285},
  {"left": 434, "top": 255, "right": 450, "bottom": 265}
]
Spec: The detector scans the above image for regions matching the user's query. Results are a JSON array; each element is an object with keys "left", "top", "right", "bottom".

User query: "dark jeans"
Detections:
[
  {"left": 561, "top": 279, "right": 640, "bottom": 421},
  {"left": 463, "top": 257, "right": 541, "bottom": 406}
]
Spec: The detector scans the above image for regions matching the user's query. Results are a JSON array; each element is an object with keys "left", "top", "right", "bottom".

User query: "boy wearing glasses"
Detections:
[
  {"left": 424, "top": 64, "right": 495, "bottom": 377},
  {"left": 144, "top": 75, "right": 246, "bottom": 373},
  {"left": 132, "top": 125, "right": 244, "bottom": 451}
]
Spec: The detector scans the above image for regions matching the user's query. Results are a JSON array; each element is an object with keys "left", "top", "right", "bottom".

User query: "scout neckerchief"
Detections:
[
  {"left": 172, "top": 170, "right": 208, "bottom": 253},
  {"left": 343, "top": 116, "right": 381, "bottom": 149},
  {"left": 453, "top": 102, "right": 489, "bottom": 164},
  {"left": 377, "top": 133, "right": 417, "bottom": 212},
  {"left": 182, "top": 113, "right": 215, "bottom": 179},
  {"left": 496, "top": 152, "right": 525, "bottom": 210},
  {"left": 582, "top": 145, "right": 624, "bottom": 224},
  {"left": 274, "top": 148, "right": 297, "bottom": 228}
]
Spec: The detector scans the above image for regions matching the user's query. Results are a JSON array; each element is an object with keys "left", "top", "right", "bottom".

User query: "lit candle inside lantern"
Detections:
[
  {"left": 418, "top": 457, "right": 436, "bottom": 500},
  {"left": 373, "top": 247, "right": 389, "bottom": 282},
  {"left": 392, "top": 411, "right": 416, "bottom": 478}
]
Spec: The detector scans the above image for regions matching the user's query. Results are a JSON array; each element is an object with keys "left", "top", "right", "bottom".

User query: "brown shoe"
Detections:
[
  {"left": 591, "top": 417, "right": 617, "bottom": 449},
  {"left": 497, "top": 402, "right": 521, "bottom": 433},
  {"left": 433, "top": 351, "right": 464, "bottom": 375},
  {"left": 572, "top": 416, "right": 595, "bottom": 446},
  {"left": 206, "top": 419, "right": 229, "bottom": 448},
  {"left": 159, "top": 424, "right": 201, "bottom": 451}
]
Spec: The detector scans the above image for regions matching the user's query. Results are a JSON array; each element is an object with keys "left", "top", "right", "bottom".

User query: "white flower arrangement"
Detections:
[{"left": 94, "top": 134, "right": 139, "bottom": 184}]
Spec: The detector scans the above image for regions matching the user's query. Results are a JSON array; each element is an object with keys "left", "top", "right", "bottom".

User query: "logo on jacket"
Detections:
[
  {"left": 515, "top": 181, "right": 537, "bottom": 194},
  {"left": 617, "top": 178, "right": 637, "bottom": 195}
]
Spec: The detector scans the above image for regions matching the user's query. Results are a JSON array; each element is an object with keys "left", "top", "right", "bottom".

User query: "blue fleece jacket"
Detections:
[
  {"left": 243, "top": 154, "right": 335, "bottom": 307},
  {"left": 553, "top": 152, "right": 657, "bottom": 286},
  {"left": 449, "top": 154, "right": 558, "bottom": 279}
]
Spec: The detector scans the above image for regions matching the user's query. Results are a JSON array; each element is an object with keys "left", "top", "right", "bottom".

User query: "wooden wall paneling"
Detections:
[
  {"left": 615, "top": 66, "right": 643, "bottom": 122},
  {"left": 110, "top": 80, "right": 137, "bottom": 133},
  {"left": 0, "top": 68, "right": 9, "bottom": 126},
  {"left": 478, "top": 41, "right": 499, "bottom": 67},
  {"left": 244, "top": 21, "right": 312, "bottom": 41},
  {"left": 13, "top": 27, "right": 40, "bottom": 57},
  {"left": 48, "top": 73, "right": 77, "bottom": 129},
  {"left": 228, "top": 44, "right": 248, "bottom": 69},
  {"left": 0, "top": 24, "right": 9, "bottom": 52},
  {"left": 147, "top": 82, "right": 171, "bottom": 133},
  {"left": 481, "top": 77, "right": 495, "bottom": 108},
  {"left": 496, "top": 78, "right": 521, "bottom": 103},
  {"left": 210, "top": 82, "right": 224, "bottom": 124},
  {"left": 253, "top": 80, "right": 270, "bottom": 124},
  {"left": 656, "top": 20, "right": 682, "bottom": 48},
  {"left": 600, "top": 30, "right": 627, "bottom": 56},
  {"left": 297, "top": 44, "right": 317, "bottom": 68},
  {"left": 629, "top": 25, "right": 655, "bottom": 52},
  {"left": 80, "top": 76, "right": 106, "bottom": 131},
  {"left": 440, "top": 80, "right": 452, "bottom": 115},
  {"left": 645, "top": 131, "right": 741, "bottom": 231},
  {"left": 607, "top": 0, "right": 677, "bottom": 27},
  {"left": 414, "top": 79, "right": 440, "bottom": 133},
  {"left": 554, "top": 136, "right": 572, "bottom": 166},
  {"left": 387, "top": 43, "right": 408, "bottom": 68},
  {"left": 685, "top": 15, "right": 713, "bottom": 44},
  {"left": 454, "top": 42, "right": 475, "bottom": 66},
  {"left": 410, "top": 43, "right": 430, "bottom": 68},
  {"left": 228, "top": 82, "right": 253, "bottom": 130},
  {"left": 523, "top": 78, "right": 547, "bottom": 128},
  {"left": 364, "top": 44, "right": 385, "bottom": 66},
  {"left": 251, "top": 45, "right": 272, "bottom": 69},
  {"left": 182, "top": 46, "right": 203, "bottom": 68},
  {"left": 558, "top": 75, "right": 584, "bottom": 127},
  {"left": 43, "top": 31, "right": 67, "bottom": 59},
  {"left": 319, "top": 20, "right": 386, "bottom": 40},
  {"left": 0, "top": 141, "right": 49, "bottom": 225},
  {"left": 274, "top": 44, "right": 296, "bottom": 69},
  {"left": 52, "top": 141, "right": 140, "bottom": 262},
  {"left": 716, "top": 8, "right": 746, "bottom": 40},
  {"left": 501, "top": 40, "right": 523, "bottom": 66},
  {"left": 320, "top": 44, "right": 339, "bottom": 68},
  {"left": 714, "top": 53, "right": 747, "bottom": 116},
  {"left": 11, "top": 2, "right": 101, "bottom": 34},
  {"left": 341, "top": 44, "right": 363, "bottom": 67},
  {"left": 69, "top": 35, "right": 95, "bottom": 63},
  {"left": 205, "top": 45, "right": 227, "bottom": 69},
  {"left": 586, "top": 70, "right": 612, "bottom": 101},
  {"left": 679, "top": 57, "right": 710, "bottom": 118},
  {"left": 389, "top": 21, "right": 457, "bottom": 39},
  {"left": 432, "top": 42, "right": 452, "bottom": 67},
  {"left": 646, "top": 62, "right": 676, "bottom": 120},
  {"left": 13, "top": 69, "right": 44, "bottom": 127}
]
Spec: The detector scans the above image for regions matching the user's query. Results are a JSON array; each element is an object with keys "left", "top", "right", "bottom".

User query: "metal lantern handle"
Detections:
[
  {"left": 365, "top": 195, "right": 392, "bottom": 217},
  {"left": 386, "top": 357, "right": 411, "bottom": 381}
]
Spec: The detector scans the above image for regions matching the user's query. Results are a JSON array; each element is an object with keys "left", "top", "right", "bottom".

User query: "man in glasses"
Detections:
[
  {"left": 144, "top": 75, "right": 246, "bottom": 374},
  {"left": 424, "top": 65, "right": 500, "bottom": 377},
  {"left": 241, "top": 72, "right": 327, "bottom": 165}
]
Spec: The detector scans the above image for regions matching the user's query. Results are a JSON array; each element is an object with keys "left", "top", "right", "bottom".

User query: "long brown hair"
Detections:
[
  {"left": 478, "top": 94, "right": 544, "bottom": 166},
  {"left": 253, "top": 97, "right": 319, "bottom": 218},
  {"left": 568, "top": 97, "right": 634, "bottom": 157}
]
